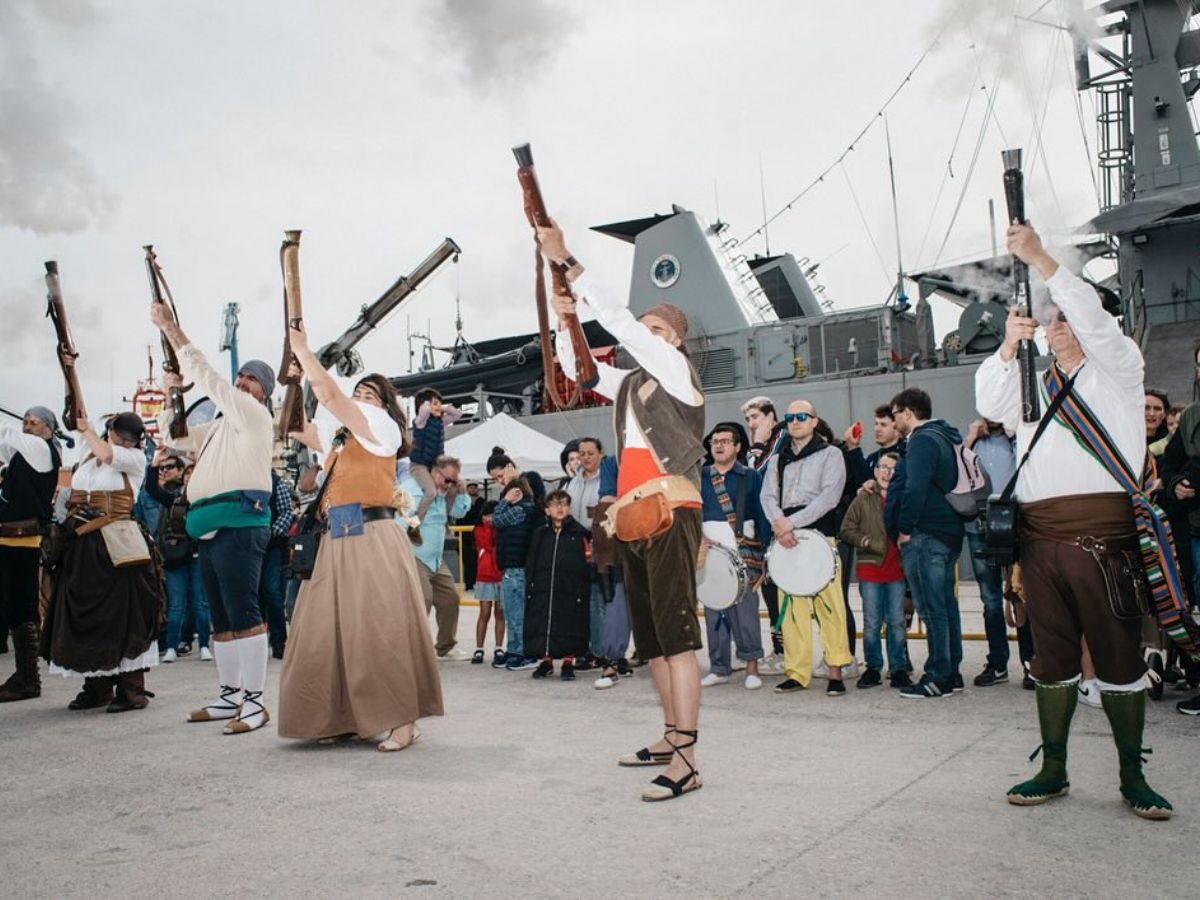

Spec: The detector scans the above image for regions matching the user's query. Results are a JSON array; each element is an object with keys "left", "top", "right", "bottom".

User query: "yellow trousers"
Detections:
[{"left": 781, "top": 574, "right": 853, "bottom": 686}]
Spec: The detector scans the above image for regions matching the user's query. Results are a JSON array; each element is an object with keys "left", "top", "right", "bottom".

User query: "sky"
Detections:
[{"left": 1, "top": 0, "right": 1159, "bottom": 430}]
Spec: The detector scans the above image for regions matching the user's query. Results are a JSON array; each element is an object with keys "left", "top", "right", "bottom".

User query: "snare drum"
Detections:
[
  {"left": 765, "top": 529, "right": 838, "bottom": 597},
  {"left": 697, "top": 544, "right": 748, "bottom": 611}
]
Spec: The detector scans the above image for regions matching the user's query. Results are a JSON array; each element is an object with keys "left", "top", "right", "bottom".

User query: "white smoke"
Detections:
[
  {"left": 425, "top": 0, "right": 579, "bottom": 94},
  {"left": 0, "top": 2, "right": 115, "bottom": 235}
]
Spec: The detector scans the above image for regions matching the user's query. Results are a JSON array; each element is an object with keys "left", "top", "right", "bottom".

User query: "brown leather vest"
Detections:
[
  {"left": 67, "top": 473, "right": 136, "bottom": 520},
  {"left": 612, "top": 364, "right": 706, "bottom": 489},
  {"left": 323, "top": 438, "right": 396, "bottom": 512}
]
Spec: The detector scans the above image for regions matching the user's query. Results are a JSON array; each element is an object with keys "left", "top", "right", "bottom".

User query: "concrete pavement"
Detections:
[{"left": 1, "top": 600, "right": 1196, "bottom": 899}]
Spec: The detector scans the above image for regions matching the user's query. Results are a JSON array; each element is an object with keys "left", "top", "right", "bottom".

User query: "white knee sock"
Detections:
[
  {"left": 211, "top": 639, "right": 242, "bottom": 708},
  {"left": 229, "top": 633, "right": 269, "bottom": 730}
]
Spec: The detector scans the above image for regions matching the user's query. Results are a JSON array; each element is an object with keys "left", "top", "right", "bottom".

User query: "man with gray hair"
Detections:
[
  {"left": 153, "top": 301, "right": 276, "bottom": 735},
  {"left": 0, "top": 407, "right": 62, "bottom": 702},
  {"left": 977, "top": 221, "right": 1176, "bottom": 819}
]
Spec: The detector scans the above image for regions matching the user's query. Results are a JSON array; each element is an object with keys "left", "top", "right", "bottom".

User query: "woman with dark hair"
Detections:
[
  {"left": 41, "top": 411, "right": 165, "bottom": 712},
  {"left": 278, "top": 329, "right": 442, "bottom": 752}
]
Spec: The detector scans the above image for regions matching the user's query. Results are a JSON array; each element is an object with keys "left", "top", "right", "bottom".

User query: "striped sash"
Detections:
[{"left": 1044, "top": 365, "right": 1200, "bottom": 659}]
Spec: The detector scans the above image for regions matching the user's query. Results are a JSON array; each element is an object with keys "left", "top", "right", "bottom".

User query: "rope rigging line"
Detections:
[
  {"left": 733, "top": 1, "right": 967, "bottom": 247},
  {"left": 1014, "top": 12, "right": 1068, "bottom": 226},
  {"left": 838, "top": 161, "right": 894, "bottom": 290},
  {"left": 914, "top": 1, "right": 1009, "bottom": 266},
  {"left": 1059, "top": 0, "right": 1102, "bottom": 210},
  {"left": 928, "top": 53, "right": 1008, "bottom": 269}
]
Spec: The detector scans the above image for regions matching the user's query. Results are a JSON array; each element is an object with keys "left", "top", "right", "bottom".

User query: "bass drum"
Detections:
[
  {"left": 697, "top": 544, "right": 748, "bottom": 611},
  {"left": 766, "top": 529, "right": 838, "bottom": 597}
]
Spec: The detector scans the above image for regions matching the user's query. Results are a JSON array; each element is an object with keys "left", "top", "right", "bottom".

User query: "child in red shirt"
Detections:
[{"left": 472, "top": 501, "right": 505, "bottom": 665}]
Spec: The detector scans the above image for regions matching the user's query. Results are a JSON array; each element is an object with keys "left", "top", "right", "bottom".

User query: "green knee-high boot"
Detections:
[
  {"left": 1007, "top": 680, "right": 1077, "bottom": 805},
  {"left": 1099, "top": 689, "right": 1173, "bottom": 820}
]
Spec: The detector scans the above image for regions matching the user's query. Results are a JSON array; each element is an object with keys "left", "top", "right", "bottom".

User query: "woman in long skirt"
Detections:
[
  {"left": 42, "top": 412, "right": 163, "bottom": 712},
  {"left": 278, "top": 327, "right": 442, "bottom": 751}
]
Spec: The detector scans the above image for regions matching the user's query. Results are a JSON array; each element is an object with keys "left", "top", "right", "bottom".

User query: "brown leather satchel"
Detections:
[{"left": 615, "top": 493, "right": 674, "bottom": 543}]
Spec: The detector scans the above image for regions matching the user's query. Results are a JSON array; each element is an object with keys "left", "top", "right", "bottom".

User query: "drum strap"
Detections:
[{"left": 709, "top": 469, "right": 765, "bottom": 586}]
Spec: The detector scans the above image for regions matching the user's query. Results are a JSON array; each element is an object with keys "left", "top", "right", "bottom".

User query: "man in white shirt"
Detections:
[
  {"left": 976, "top": 222, "right": 1172, "bottom": 820},
  {"left": 541, "top": 220, "right": 706, "bottom": 804}
]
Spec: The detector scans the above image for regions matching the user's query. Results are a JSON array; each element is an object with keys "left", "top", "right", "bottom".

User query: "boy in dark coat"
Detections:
[{"left": 524, "top": 491, "right": 591, "bottom": 681}]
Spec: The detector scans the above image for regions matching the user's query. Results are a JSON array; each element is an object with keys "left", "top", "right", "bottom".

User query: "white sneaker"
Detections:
[
  {"left": 593, "top": 674, "right": 618, "bottom": 690},
  {"left": 1078, "top": 678, "right": 1103, "bottom": 709},
  {"left": 812, "top": 657, "right": 830, "bottom": 680},
  {"left": 437, "top": 648, "right": 473, "bottom": 662},
  {"left": 841, "top": 659, "right": 860, "bottom": 679},
  {"left": 162, "top": 648, "right": 177, "bottom": 663},
  {"left": 758, "top": 655, "right": 786, "bottom": 677},
  {"left": 744, "top": 674, "right": 763, "bottom": 691},
  {"left": 199, "top": 646, "right": 213, "bottom": 661},
  {"left": 700, "top": 672, "right": 730, "bottom": 687}
]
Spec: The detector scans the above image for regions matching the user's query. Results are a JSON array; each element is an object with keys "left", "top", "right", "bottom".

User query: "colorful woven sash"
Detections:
[
  {"left": 1044, "top": 365, "right": 1200, "bottom": 659},
  {"left": 709, "top": 469, "right": 765, "bottom": 587}
]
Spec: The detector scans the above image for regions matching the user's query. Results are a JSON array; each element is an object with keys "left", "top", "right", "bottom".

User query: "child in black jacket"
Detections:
[{"left": 523, "top": 491, "right": 591, "bottom": 681}]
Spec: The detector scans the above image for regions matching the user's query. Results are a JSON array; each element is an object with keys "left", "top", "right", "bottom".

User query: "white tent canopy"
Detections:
[{"left": 442, "top": 413, "right": 568, "bottom": 482}]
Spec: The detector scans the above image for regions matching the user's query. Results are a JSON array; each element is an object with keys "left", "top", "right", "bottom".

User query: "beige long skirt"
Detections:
[{"left": 278, "top": 519, "right": 444, "bottom": 740}]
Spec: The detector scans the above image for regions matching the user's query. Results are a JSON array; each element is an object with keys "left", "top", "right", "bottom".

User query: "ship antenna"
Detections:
[
  {"left": 884, "top": 113, "right": 909, "bottom": 311},
  {"left": 758, "top": 152, "right": 770, "bottom": 256},
  {"left": 455, "top": 261, "right": 463, "bottom": 336}
]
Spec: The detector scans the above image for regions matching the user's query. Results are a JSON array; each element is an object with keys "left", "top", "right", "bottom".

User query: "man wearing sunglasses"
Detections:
[
  {"left": 759, "top": 400, "right": 852, "bottom": 696},
  {"left": 976, "top": 221, "right": 1173, "bottom": 820}
]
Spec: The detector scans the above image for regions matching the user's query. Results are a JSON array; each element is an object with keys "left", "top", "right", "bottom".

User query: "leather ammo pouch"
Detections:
[
  {"left": 1077, "top": 534, "right": 1151, "bottom": 620},
  {"left": 0, "top": 519, "right": 41, "bottom": 539},
  {"left": 615, "top": 493, "right": 674, "bottom": 542}
]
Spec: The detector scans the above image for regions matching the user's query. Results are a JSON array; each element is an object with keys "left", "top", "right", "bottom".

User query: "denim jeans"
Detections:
[
  {"left": 900, "top": 532, "right": 962, "bottom": 686},
  {"left": 501, "top": 568, "right": 526, "bottom": 657},
  {"left": 967, "top": 531, "right": 1009, "bottom": 670},
  {"left": 1191, "top": 537, "right": 1200, "bottom": 607},
  {"left": 588, "top": 580, "right": 606, "bottom": 656},
  {"left": 859, "top": 579, "right": 907, "bottom": 673},
  {"left": 165, "top": 560, "right": 210, "bottom": 649},
  {"left": 258, "top": 542, "right": 288, "bottom": 649},
  {"left": 705, "top": 585, "right": 764, "bottom": 675}
]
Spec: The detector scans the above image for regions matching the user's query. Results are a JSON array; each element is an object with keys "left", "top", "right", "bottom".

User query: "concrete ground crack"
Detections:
[{"left": 738, "top": 725, "right": 1000, "bottom": 891}]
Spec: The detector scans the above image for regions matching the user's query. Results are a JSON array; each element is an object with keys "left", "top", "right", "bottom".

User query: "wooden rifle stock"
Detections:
[
  {"left": 44, "top": 261, "right": 86, "bottom": 433},
  {"left": 143, "top": 245, "right": 190, "bottom": 439},
  {"left": 278, "top": 230, "right": 305, "bottom": 440},
  {"left": 1001, "top": 149, "right": 1041, "bottom": 424},
  {"left": 513, "top": 143, "right": 599, "bottom": 405}
]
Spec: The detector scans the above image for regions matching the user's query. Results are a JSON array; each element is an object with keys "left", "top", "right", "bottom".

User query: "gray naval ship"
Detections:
[{"left": 390, "top": 0, "right": 1199, "bottom": 450}]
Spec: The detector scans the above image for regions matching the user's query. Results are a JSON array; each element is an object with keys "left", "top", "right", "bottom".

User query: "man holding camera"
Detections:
[{"left": 976, "top": 222, "right": 1173, "bottom": 820}]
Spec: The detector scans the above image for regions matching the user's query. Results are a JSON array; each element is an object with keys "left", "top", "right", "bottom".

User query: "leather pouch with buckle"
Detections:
[
  {"left": 1077, "top": 535, "right": 1150, "bottom": 620},
  {"left": 615, "top": 493, "right": 674, "bottom": 542},
  {"left": 0, "top": 519, "right": 41, "bottom": 539},
  {"left": 328, "top": 503, "right": 365, "bottom": 539}
]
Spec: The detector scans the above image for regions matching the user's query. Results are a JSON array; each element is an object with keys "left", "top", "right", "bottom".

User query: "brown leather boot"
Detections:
[
  {"left": 69, "top": 676, "right": 116, "bottom": 710},
  {"left": 0, "top": 622, "right": 41, "bottom": 702},
  {"left": 107, "top": 669, "right": 152, "bottom": 712}
]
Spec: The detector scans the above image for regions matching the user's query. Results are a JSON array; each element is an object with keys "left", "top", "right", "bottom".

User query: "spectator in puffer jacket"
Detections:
[{"left": 489, "top": 454, "right": 542, "bottom": 672}]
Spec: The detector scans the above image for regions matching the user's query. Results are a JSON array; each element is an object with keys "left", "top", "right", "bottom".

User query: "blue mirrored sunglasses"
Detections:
[{"left": 783, "top": 412, "right": 813, "bottom": 423}]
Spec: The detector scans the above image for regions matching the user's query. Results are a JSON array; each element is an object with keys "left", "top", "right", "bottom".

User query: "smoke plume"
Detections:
[
  {"left": 0, "top": 2, "right": 115, "bottom": 235},
  {"left": 426, "top": 0, "right": 579, "bottom": 94}
]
